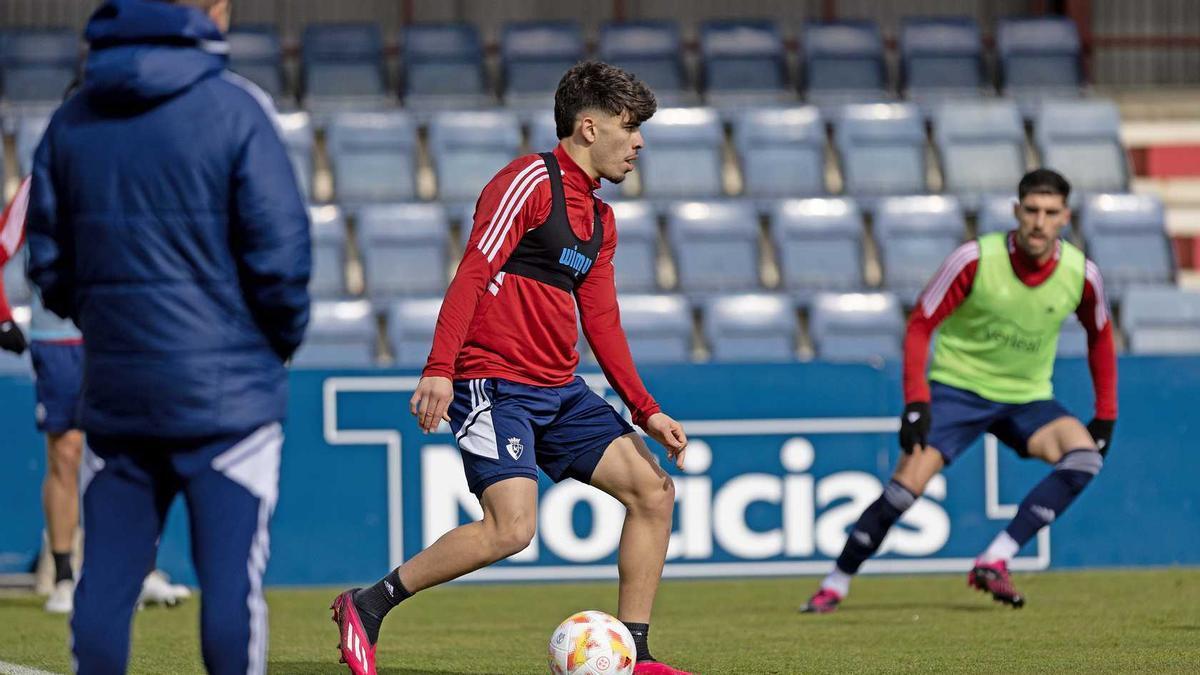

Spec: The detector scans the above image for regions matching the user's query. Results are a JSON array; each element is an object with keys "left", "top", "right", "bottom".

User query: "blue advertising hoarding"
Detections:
[{"left": 1, "top": 357, "right": 1197, "bottom": 585}]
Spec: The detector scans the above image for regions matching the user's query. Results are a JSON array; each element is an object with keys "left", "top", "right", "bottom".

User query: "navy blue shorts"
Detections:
[
  {"left": 449, "top": 376, "right": 636, "bottom": 498},
  {"left": 30, "top": 341, "right": 83, "bottom": 434},
  {"left": 927, "top": 381, "right": 1074, "bottom": 465}
]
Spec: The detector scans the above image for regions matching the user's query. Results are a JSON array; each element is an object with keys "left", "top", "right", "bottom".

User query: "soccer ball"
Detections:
[{"left": 547, "top": 610, "right": 636, "bottom": 675}]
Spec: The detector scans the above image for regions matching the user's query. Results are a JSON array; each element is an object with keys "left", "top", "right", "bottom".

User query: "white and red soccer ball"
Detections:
[{"left": 547, "top": 610, "right": 636, "bottom": 675}]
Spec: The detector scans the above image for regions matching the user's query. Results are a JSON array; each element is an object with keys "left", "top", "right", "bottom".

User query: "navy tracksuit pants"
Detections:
[{"left": 71, "top": 423, "right": 282, "bottom": 675}]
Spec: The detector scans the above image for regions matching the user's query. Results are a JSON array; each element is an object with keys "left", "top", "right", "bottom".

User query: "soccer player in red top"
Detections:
[
  {"left": 330, "top": 62, "right": 692, "bottom": 675},
  {"left": 802, "top": 169, "right": 1117, "bottom": 614}
]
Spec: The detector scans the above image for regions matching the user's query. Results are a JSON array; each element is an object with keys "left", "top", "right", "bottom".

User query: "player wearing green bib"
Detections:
[{"left": 803, "top": 169, "right": 1118, "bottom": 613}]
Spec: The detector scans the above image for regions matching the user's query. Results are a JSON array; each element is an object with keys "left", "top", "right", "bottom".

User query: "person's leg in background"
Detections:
[
  {"left": 71, "top": 437, "right": 177, "bottom": 674},
  {"left": 41, "top": 429, "right": 83, "bottom": 613},
  {"left": 30, "top": 340, "right": 86, "bottom": 613},
  {"left": 179, "top": 423, "right": 283, "bottom": 675}
]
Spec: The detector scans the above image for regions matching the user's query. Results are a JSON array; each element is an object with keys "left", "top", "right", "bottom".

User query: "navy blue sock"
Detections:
[
  {"left": 835, "top": 480, "right": 917, "bottom": 574},
  {"left": 1005, "top": 449, "right": 1103, "bottom": 546}
]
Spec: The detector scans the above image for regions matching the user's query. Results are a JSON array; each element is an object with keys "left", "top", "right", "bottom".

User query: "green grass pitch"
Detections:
[{"left": 1, "top": 569, "right": 1198, "bottom": 673}]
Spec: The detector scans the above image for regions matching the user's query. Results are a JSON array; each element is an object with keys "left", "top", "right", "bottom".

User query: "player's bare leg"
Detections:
[
  {"left": 43, "top": 430, "right": 82, "bottom": 613},
  {"left": 973, "top": 416, "right": 1102, "bottom": 608},
  {"left": 331, "top": 477, "right": 537, "bottom": 674},
  {"left": 399, "top": 477, "right": 538, "bottom": 591},
  {"left": 803, "top": 445, "right": 944, "bottom": 613},
  {"left": 589, "top": 433, "right": 689, "bottom": 673},
  {"left": 589, "top": 433, "right": 675, "bottom": 624}
]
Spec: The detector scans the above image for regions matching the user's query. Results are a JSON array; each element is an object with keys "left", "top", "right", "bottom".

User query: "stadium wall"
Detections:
[{"left": 1, "top": 356, "right": 1197, "bottom": 586}]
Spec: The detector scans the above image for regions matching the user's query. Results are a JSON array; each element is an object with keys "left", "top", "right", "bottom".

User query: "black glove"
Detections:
[
  {"left": 0, "top": 320, "right": 26, "bottom": 355},
  {"left": 1087, "top": 418, "right": 1115, "bottom": 457},
  {"left": 899, "top": 401, "right": 931, "bottom": 454}
]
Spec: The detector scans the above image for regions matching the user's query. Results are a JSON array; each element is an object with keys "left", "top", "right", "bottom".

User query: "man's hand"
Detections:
[
  {"left": 1087, "top": 418, "right": 1115, "bottom": 457},
  {"left": 645, "top": 412, "right": 687, "bottom": 469},
  {"left": 409, "top": 376, "right": 453, "bottom": 434},
  {"left": 899, "top": 401, "right": 931, "bottom": 454},
  {"left": 0, "top": 320, "right": 27, "bottom": 355}
]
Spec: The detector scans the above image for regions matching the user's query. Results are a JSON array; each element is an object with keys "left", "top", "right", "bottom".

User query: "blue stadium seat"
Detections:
[
  {"left": 309, "top": 206, "right": 347, "bottom": 298},
  {"left": 834, "top": 103, "right": 927, "bottom": 203},
  {"left": 291, "top": 300, "right": 376, "bottom": 367},
  {"left": 733, "top": 107, "right": 826, "bottom": 200},
  {"left": 1057, "top": 313, "right": 1089, "bottom": 357},
  {"left": 326, "top": 112, "right": 418, "bottom": 204},
  {"left": 700, "top": 20, "right": 790, "bottom": 105},
  {"left": 770, "top": 197, "right": 864, "bottom": 301},
  {"left": 808, "top": 292, "right": 904, "bottom": 362},
  {"left": 667, "top": 201, "right": 760, "bottom": 296},
  {"left": 401, "top": 22, "right": 490, "bottom": 110},
  {"left": 874, "top": 195, "right": 965, "bottom": 302},
  {"left": 502, "top": 21, "right": 585, "bottom": 106},
  {"left": 227, "top": 26, "right": 287, "bottom": 102},
  {"left": 358, "top": 203, "right": 450, "bottom": 298},
  {"left": 599, "top": 21, "right": 690, "bottom": 104},
  {"left": 0, "top": 28, "right": 77, "bottom": 105},
  {"left": 900, "top": 17, "right": 986, "bottom": 107},
  {"left": 387, "top": 297, "right": 443, "bottom": 367},
  {"left": 276, "top": 112, "right": 314, "bottom": 201},
  {"left": 529, "top": 111, "right": 560, "bottom": 153},
  {"left": 703, "top": 293, "right": 797, "bottom": 362},
  {"left": 1034, "top": 99, "right": 1128, "bottom": 197},
  {"left": 427, "top": 111, "right": 523, "bottom": 204},
  {"left": 1121, "top": 287, "right": 1200, "bottom": 355},
  {"left": 638, "top": 107, "right": 725, "bottom": 199},
  {"left": 301, "top": 23, "right": 390, "bottom": 113},
  {"left": 801, "top": 20, "right": 889, "bottom": 109},
  {"left": 976, "top": 195, "right": 1017, "bottom": 235},
  {"left": 1080, "top": 193, "right": 1173, "bottom": 296},
  {"left": 14, "top": 114, "right": 49, "bottom": 176},
  {"left": 613, "top": 294, "right": 693, "bottom": 363},
  {"left": 608, "top": 202, "right": 660, "bottom": 292},
  {"left": 933, "top": 100, "right": 1025, "bottom": 210},
  {"left": 996, "top": 16, "right": 1083, "bottom": 111}
]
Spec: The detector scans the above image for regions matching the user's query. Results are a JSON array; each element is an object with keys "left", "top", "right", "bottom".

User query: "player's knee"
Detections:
[
  {"left": 486, "top": 512, "right": 536, "bottom": 558},
  {"left": 1055, "top": 448, "right": 1103, "bottom": 493},
  {"left": 47, "top": 433, "right": 82, "bottom": 478},
  {"left": 625, "top": 473, "right": 675, "bottom": 519}
]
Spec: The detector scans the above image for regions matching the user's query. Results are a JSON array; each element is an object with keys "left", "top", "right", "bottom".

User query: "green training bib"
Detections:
[{"left": 929, "top": 232, "right": 1085, "bottom": 403}]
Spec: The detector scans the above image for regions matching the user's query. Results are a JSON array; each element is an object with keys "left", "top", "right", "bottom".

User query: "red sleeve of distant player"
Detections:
[
  {"left": 903, "top": 241, "right": 981, "bottom": 404},
  {"left": 1078, "top": 260, "right": 1118, "bottom": 419},
  {"left": 577, "top": 205, "right": 661, "bottom": 429},
  {"left": 0, "top": 178, "right": 30, "bottom": 323},
  {"left": 0, "top": 267, "right": 11, "bottom": 323},
  {"left": 422, "top": 157, "right": 552, "bottom": 378}
]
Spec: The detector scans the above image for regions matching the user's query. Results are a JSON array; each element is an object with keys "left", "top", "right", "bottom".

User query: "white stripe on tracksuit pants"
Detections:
[{"left": 72, "top": 423, "right": 282, "bottom": 675}]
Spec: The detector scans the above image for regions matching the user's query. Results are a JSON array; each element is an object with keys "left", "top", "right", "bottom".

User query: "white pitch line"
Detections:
[{"left": 0, "top": 661, "right": 60, "bottom": 675}]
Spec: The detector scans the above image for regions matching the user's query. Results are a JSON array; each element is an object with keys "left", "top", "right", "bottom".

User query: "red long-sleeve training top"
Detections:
[
  {"left": 904, "top": 233, "right": 1118, "bottom": 420},
  {"left": 423, "top": 144, "right": 661, "bottom": 428}
]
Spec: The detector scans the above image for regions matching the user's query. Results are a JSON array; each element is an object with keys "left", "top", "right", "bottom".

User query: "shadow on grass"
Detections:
[
  {"left": 271, "top": 663, "right": 507, "bottom": 675},
  {"left": 1157, "top": 624, "right": 1200, "bottom": 631}
]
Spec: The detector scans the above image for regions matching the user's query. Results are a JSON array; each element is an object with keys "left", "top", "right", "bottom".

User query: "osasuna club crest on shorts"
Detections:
[{"left": 506, "top": 437, "right": 525, "bottom": 460}]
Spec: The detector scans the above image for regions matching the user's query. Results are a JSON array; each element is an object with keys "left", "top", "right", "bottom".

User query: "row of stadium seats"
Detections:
[
  {"left": 0, "top": 16, "right": 1083, "bottom": 115},
  {"left": 264, "top": 192, "right": 1173, "bottom": 308},
  {"left": 6, "top": 98, "right": 1125, "bottom": 212},
  {"left": 289, "top": 284, "right": 1200, "bottom": 368},
  {"left": 0, "top": 284, "right": 1194, "bottom": 374}
]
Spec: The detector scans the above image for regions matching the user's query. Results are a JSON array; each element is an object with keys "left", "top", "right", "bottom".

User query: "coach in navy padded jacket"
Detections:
[
  {"left": 27, "top": 0, "right": 311, "bottom": 440},
  {"left": 25, "top": 1, "right": 310, "bottom": 673}
]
